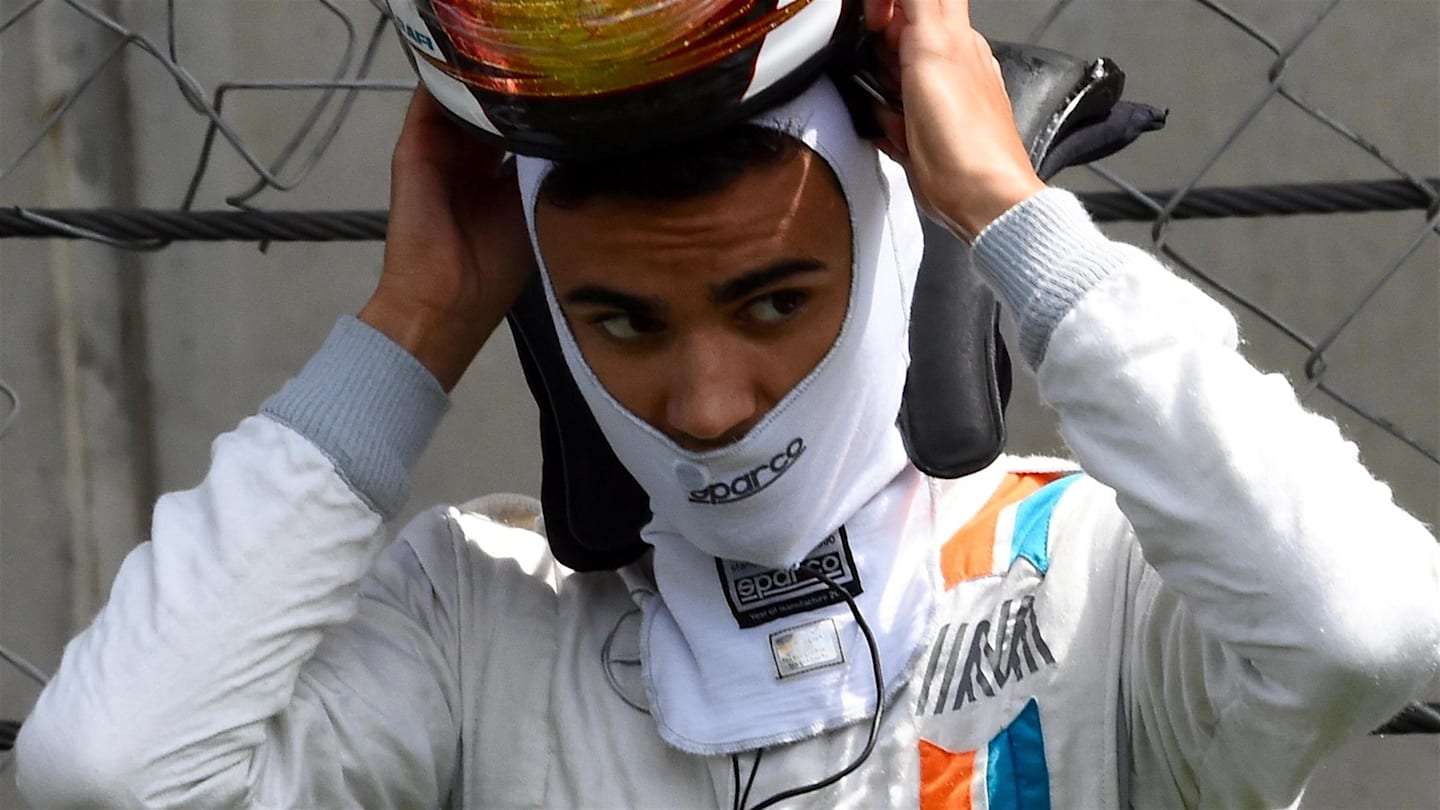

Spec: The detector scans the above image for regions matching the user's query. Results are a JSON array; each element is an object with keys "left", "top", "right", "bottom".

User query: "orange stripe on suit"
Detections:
[
  {"left": 919, "top": 738, "right": 976, "bottom": 810},
  {"left": 939, "top": 472, "right": 1068, "bottom": 589}
]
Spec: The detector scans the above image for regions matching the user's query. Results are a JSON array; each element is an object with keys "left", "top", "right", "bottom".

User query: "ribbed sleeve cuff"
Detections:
[
  {"left": 261, "top": 316, "right": 449, "bottom": 519},
  {"left": 971, "top": 188, "right": 1136, "bottom": 368}
]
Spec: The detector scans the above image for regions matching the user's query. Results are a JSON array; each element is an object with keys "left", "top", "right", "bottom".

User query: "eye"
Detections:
[
  {"left": 592, "top": 312, "right": 664, "bottom": 342},
  {"left": 745, "top": 290, "right": 808, "bottom": 325}
]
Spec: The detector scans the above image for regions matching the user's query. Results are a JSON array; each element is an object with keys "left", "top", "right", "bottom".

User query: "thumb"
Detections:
[{"left": 863, "top": 0, "right": 894, "bottom": 30}]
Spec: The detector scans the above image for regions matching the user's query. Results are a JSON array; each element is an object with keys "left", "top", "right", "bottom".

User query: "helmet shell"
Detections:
[{"left": 388, "top": 0, "right": 863, "bottom": 159}]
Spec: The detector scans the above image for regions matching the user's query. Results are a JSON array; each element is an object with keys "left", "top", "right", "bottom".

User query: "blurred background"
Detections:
[{"left": 1, "top": 0, "right": 1435, "bottom": 806}]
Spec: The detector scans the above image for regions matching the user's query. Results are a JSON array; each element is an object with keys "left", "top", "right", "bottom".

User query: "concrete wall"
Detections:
[{"left": 1, "top": 0, "right": 1434, "bottom": 806}]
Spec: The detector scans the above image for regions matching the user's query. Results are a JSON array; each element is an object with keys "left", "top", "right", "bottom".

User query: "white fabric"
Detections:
[
  {"left": 17, "top": 190, "right": 1440, "bottom": 809},
  {"left": 516, "top": 79, "right": 939, "bottom": 752},
  {"left": 634, "top": 465, "right": 939, "bottom": 753},
  {"left": 514, "top": 78, "right": 924, "bottom": 571}
]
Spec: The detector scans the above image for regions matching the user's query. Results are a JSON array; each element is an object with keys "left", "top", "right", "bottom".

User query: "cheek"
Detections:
[
  {"left": 566, "top": 329, "right": 668, "bottom": 420},
  {"left": 763, "top": 285, "right": 852, "bottom": 402}
]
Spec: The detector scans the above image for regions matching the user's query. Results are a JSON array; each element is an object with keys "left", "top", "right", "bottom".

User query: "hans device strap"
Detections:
[{"left": 506, "top": 43, "right": 1165, "bottom": 571}]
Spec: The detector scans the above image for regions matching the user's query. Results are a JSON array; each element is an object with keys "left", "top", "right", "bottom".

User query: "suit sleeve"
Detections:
[
  {"left": 971, "top": 189, "right": 1440, "bottom": 807},
  {"left": 16, "top": 317, "right": 466, "bottom": 808}
]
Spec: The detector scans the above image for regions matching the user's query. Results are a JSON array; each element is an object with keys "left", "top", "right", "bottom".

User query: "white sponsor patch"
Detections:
[
  {"left": 388, "top": 1, "right": 444, "bottom": 60},
  {"left": 770, "top": 617, "right": 844, "bottom": 680},
  {"left": 414, "top": 59, "right": 499, "bottom": 136},
  {"left": 717, "top": 527, "right": 862, "bottom": 629}
]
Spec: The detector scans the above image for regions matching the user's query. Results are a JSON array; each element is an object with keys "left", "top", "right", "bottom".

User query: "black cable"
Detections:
[
  {"left": 745, "top": 567, "right": 884, "bottom": 810},
  {"left": 1081, "top": 177, "right": 1438, "bottom": 222},
  {"left": 0, "top": 207, "right": 389, "bottom": 243},
  {"left": 739, "top": 749, "right": 764, "bottom": 809},
  {"left": 731, "top": 748, "right": 767, "bottom": 810},
  {"left": 730, "top": 754, "right": 742, "bottom": 810},
  {"left": 1, "top": 178, "right": 1434, "bottom": 244}
]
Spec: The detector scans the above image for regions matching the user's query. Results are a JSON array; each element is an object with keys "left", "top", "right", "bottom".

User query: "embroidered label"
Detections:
[
  {"left": 687, "top": 437, "right": 806, "bottom": 504},
  {"left": 770, "top": 618, "right": 845, "bottom": 679},
  {"left": 715, "top": 527, "right": 863, "bottom": 629}
]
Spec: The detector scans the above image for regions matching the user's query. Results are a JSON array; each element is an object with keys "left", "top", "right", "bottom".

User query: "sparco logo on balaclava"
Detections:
[{"left": 688, "top": 438, "right": 807, "bottom": 505}]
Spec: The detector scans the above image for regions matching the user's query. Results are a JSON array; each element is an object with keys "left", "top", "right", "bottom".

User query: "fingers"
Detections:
[
  {"left": 394, "top": 88, "right": 455, "bottom": 168},
  {"left": 404, "top": 86, "right": 443, "bottom": 125},
  {"left": 898, "top": 0, "right": 971, "bottom": 26},
  {"left": 881, "top": 1, "right": 906, "bottom": 53},
  {"left": 395, "top": 86, "right": 510, "bottom": 183},
  {"left": 871, "top": 105, "right": 909, "bottom": 161},
  {"left": 862, "top": 0, "right": 894, "bottom": 31},
  {"left": 398, "top": 87, "right": 459, "bottom": 151}
]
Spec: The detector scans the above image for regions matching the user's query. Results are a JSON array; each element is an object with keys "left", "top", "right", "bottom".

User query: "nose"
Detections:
[{"left": 664, "top": 333, "right": 762, "bottom": 450}]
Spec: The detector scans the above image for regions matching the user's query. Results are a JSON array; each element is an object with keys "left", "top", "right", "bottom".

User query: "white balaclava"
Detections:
[
  {"left": 517, "top": 77, "right": 922, "bottom": 572},
  {"left": 516, "top": 78, "right": 941, "bottom": 754}
]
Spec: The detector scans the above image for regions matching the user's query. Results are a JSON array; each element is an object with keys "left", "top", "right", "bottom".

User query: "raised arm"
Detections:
[
  {"left": 16, "top": 89, "right": 536, "bottom": 807},
  {"left": 872, "top": 0, "right": 1440, "bottom": 804}
]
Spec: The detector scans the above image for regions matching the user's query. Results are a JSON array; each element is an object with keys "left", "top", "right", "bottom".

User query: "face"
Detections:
[{"left": 535, "top": 147, "right": 853, "bottom": 452}]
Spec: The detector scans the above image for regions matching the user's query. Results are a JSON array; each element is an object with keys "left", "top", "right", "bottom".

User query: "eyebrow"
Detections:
[
  {"left": 709, "top": 259, "right": 828, "bottom": 306},
  {"left": 562, "top": 285, "right": 660, "bottom": 317},
  {"left": 562, "top": 258, "right": 831, "bottom": 315}
]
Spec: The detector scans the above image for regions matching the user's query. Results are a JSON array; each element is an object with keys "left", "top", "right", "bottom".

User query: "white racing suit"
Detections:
[{"left": 16, "top": 189, "right": 1440, "bottom": 808}]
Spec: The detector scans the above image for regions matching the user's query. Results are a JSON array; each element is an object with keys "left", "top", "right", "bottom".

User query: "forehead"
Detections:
[{"left": 532, "top": 146, "right": 851, "bottom": 288}]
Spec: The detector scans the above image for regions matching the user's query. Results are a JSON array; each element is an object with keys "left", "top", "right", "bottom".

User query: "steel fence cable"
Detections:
[
  {"left": 9, "top": 0, "right": 371, "bottom": 200},
  {"left": 1304, "top": 209, "right": 1440, "bottom": 385},
  {"left": 181, "top": 0, "right": 369, "bottom": 209},
  {"left": 180, "top": 78, "right": 412, "bottom": 211},
  {"left": 1024, "top": 0, "right": 1078, "bottom": 45},
  {"left": 1148, "top": 1, "right": 1340, "bottom": 250},
  {"left": 3, "top": 177, "right": 1435, "bottom": 242},
  {"left": 1068, "top": 0, "right": 1439, "bottom": 471},
  {"left": 0, "top": 32, "right": 133, "bottom": 183},
  {"left": 0, "top": 0, "right": 45, "bottom": 35},
  {"left": 216, "top": 15, "right": 396, "bottom": 210},
  {"left": 0, "top": 379, "right": 19, "bottom": 443},
  {"left": 0, "top": 644, "right": 46, "bottom": 691}
]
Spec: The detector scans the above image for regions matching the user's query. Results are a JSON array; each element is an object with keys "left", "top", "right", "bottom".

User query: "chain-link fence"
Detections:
[
  {"left": 1, "top": 0, "right": 1436, "bottom": 806},
  {"left": 3, "top": 0, "right": 1434, "bottom": 455}
]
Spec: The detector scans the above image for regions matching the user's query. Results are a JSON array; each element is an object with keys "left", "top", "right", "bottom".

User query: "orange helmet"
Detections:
[{"left": 387, "top": 0, "right": 863, "bottom": 158}]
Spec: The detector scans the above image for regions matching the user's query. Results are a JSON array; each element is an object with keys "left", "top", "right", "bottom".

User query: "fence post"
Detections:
[{"left": 31, "top": 0, "right": 156, "bottom": 629}]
